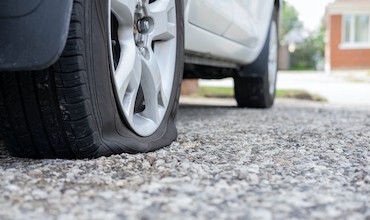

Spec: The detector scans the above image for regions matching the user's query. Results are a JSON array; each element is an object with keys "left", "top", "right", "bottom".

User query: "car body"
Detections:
[
  {"left": 0, "top": 0, "right": 280, "bottom": 159},
  {"left": 184, "top": 0, "right": 277, "bottom": 66},
  {"left": 0, "top": 0, "right": 279, "bottom": 72}
]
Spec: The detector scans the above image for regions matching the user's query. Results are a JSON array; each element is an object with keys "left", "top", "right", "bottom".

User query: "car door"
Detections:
[
  {"left": 187, "top": 0, "right": 233, "bottom": 36},
  {"left": 222, "top": 0, "right": 275, "bottom": 49},
  {"left": 184, "top": 0, "right": 275, "bottom": 64}
]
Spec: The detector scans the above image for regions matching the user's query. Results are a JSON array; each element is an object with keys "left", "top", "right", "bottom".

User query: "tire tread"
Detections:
[{"left": 0, "top": 0, "right": 98, "bottom": 158}]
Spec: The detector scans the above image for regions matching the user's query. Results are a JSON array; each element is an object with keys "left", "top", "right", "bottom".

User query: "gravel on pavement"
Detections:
[{"left": 0, "top": 98, "right": 369, "bottom": 220}]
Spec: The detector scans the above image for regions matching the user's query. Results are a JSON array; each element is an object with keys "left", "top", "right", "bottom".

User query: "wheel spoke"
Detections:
[
  {"left": 115, "top": 47, "right": 142, "bottom": 123},
  {"left": 111, "top": 0, "right": 137, "bottom": 24},
  {"left": 114, "top": 44, "right": 139, "bottom": 94},
  {"left": 141, "top": 50, "right": 167, "bottom": 124},
  {"left": 148, "top": 0, "right": 176, "bottom": 41}
]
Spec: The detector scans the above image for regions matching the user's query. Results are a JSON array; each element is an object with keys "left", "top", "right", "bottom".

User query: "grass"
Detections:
[
  {"left": 344, "top": 76, "right": 366, "bottom": 83},
  {"left": 276, "top": 89, "right": 327, "bottom": 102},
  {"left": 193, "top": 86, "right": 327, "bottom": 102},
  {"left": 288, "top": 67, "right": 314, "bottom": 71},
  {"left": 195, "top": 87, "right": 234, "bottom": 98}
]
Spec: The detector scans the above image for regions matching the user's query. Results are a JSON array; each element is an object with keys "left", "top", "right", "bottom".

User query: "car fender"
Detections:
[{"left": 0, "top": 0, "right": 73, "bottom": 71}]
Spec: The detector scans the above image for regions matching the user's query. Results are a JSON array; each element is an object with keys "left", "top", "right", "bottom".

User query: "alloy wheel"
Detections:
[{"left": 108, "top": 0, "right": 177, "bottom": 136}]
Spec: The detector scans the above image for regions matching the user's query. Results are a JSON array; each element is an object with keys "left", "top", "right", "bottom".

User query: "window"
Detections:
[
  {"left": 355, "top": 15, "right": 369, "bottom": 42},
  {"left": 343, "top": 15, "right": 351, "bottom": 43},
  {"left": 341, "top": 14, "right": 370, "bottom": 49}
]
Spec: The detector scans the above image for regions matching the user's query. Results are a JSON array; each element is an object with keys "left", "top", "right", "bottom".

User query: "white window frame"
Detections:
[{"left": 340, "top": 13, "right": 370, "bottom": 50}]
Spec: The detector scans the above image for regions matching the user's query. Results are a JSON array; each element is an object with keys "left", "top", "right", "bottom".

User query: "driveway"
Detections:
[
  {"left": 277, "top": 71, "right": 370, "bottom": 106},
  {"left": 0, "top": 99, "right": 369, "bottom": 219},
  {"left": 199, "top": 70, "right": 370, "bottom": 106}
]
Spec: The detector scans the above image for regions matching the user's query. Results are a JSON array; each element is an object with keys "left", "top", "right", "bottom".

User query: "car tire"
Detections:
[
  {"left": 0, "top": 0, "right": 184, "bottom": 159},
  {"left": 234, "top": 8, "right": 278, "bottom": 108}
]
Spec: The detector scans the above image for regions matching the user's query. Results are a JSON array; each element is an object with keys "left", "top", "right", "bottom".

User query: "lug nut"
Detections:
[
  {"left": 137, "top": 19, "right": 150, "bottom": 33},
  {"left": 138, "top": 47, "right": 146, "bottom": 56}
]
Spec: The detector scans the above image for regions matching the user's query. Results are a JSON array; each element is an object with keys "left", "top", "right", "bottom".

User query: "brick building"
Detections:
[{"left": 326, "top": 0, "right": 370, "bottom": 70}]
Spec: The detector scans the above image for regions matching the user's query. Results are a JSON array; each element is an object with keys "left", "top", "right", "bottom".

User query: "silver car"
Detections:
[{"left": 0, "top": 0, "right": 280, "bottom": 158}]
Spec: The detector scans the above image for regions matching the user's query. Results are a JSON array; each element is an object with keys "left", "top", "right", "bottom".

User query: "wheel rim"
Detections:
[
  {"left": 268, "top": 20, "right": 278, "bottom": 96},
  {"left": 108, "top": 0, "right": 177, "bottom": 136}
]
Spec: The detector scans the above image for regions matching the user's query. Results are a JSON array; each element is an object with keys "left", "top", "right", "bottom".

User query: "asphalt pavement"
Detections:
[{"left": 1, "top": 98, "right": 369, "bottom": 219}]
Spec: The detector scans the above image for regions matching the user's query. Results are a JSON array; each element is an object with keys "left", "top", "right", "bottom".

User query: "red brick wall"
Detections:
[{"left": 330, "top": 15, "right": 370, "bottom": 69}]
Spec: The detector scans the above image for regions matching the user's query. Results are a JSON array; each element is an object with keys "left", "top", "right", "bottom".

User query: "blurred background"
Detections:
[{"left": 181, "top": 0, "right": 370, "bottom": 107}]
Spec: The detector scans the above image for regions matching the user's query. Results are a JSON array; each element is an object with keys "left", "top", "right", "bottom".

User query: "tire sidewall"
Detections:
[{"left": 235, "top": 7, "right": 278, "bottom": 108}]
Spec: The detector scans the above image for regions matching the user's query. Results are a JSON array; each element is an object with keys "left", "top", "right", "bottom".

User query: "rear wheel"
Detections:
[
  {"left": 0, "top": 0, "right": 184, "bottom": 158},
  {"left": 234, "top": 8, "right": 278, "bottom": 108}
]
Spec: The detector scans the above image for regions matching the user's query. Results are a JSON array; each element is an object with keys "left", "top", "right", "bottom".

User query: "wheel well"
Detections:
[
  {"left": 274, "top": 0, "right": 281, "bottom": 31},
  {"left": 275, "top": 0, "right": 281, "bottom": 9}
]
